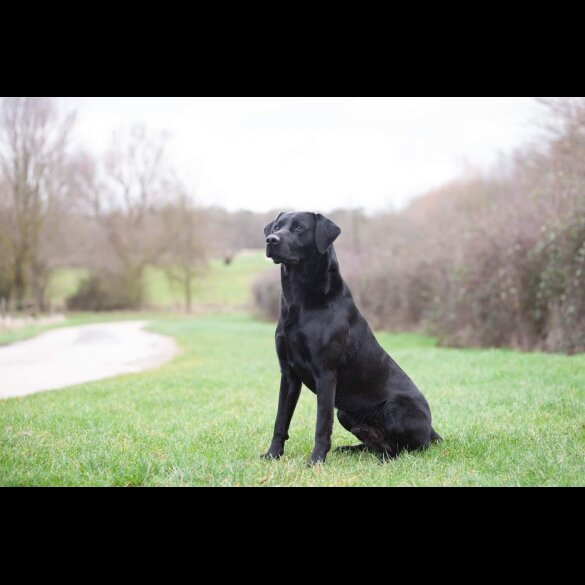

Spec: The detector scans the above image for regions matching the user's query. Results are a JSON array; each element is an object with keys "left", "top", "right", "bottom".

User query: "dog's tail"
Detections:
[{"left": 430, "top": 427, "right": 443, "bottom": 444}]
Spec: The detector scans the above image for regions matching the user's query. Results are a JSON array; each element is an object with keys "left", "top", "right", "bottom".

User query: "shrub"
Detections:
[
  {"left": 251, "top": 269, "right": 281, "bottom": 321},
  {"left": 251, "top": 99, "right": 585, "bottom": 354},
  {"left": 67, "top": 272, "right": 139, "bottom": 311}
]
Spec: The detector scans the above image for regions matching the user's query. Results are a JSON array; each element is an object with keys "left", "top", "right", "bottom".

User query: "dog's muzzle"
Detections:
[{"left": 266, "top": 234, "right": 280, "bottom": 260}]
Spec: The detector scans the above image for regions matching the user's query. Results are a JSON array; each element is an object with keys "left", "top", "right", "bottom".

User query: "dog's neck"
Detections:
[{"left": 281, "top": 245, "right": 343, "bottom": 306}]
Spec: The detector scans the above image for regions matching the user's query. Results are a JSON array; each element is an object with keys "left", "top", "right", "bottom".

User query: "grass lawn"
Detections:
[
  {"left": 47, "top": 267, "right": 89, "bottom": 310},
  {"left": 1, "top": 313, "right": 583, "bottom": 486},
  {"left": 45, "top": 251, "right": 273, "bottom": 311},
  {"left": 144, "top": 251, "right": 273, "bottom": 308}
]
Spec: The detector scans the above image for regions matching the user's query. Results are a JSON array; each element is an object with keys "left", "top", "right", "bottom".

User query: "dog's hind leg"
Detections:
[
  {"left": 335, "top": 410, "right": 369, "bottom": 453},
  {"left": 335, "top": 410, "right": 392, "bottom": 457},
  {"left": 335, "top": 410, "right": 364, "bottom": 453},
  {"left": 334, "top": 443, "right": 370, "bottom": 453}
]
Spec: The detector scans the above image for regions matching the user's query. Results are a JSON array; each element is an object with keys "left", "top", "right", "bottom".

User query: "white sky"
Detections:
[{"left": 63, "top": 97, "right": 543, "bottom": 213}]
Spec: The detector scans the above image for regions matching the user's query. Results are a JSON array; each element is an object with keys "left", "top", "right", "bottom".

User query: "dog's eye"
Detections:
[
  {"left": 294, "top": 224, "right": 303, "bottom": 231},
  {"left": 274, "top": 225, "right": 280, "bottom": 230}
]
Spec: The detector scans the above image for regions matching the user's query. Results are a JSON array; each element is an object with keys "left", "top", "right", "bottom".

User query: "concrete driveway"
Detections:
[{"left": 0, "top": 321, "right": 179, "bottom": 399}]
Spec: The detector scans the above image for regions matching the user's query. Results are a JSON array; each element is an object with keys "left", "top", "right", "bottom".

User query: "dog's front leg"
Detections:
[
  {"left": 309, "top": 372, "right": 337, "bottom": 465},
  {"left": 263, "top": 372, "right": 302, "bottom": 459}
]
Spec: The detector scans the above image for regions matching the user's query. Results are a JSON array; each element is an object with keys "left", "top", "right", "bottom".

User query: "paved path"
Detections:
[{"left": 0, "top": 321, "right": 179, "bottom": 399}]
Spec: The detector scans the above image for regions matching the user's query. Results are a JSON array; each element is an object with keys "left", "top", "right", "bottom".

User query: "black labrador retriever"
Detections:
[{"left": 263, "top": 211, "right": 442, "bottom": 465}]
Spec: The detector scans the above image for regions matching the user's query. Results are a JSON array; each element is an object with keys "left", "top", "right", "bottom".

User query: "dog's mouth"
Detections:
[{"left": 266, "top": 248, "right": 299, "bottom": 265}]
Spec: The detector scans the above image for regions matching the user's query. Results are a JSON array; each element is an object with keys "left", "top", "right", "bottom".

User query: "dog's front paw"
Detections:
[
  {"left": 305, "top": 459, "right": 325, "bottom": 468},
  {"left": 306, "top": 450, "right": 327, "bottom": 466},
  {"left": 262, "top": 448, "right": 283, "bottom": 460}
]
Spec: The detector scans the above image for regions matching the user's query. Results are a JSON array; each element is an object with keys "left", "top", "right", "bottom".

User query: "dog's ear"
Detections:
[
  {"left": 264, "top": 212, "right": 285, "bottom": 237},
  {"left": 314, "top": 213, "right": 341, "bottom": 254}
]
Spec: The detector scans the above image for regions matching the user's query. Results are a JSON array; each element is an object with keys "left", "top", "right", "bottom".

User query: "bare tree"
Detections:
[
  {"left": 90, "top": 125, "right": 174, "bottom": 308},
  {"left": 159, "top": 190, "right": 207, "bottom": 312},
  {"left": 0, "top": 97, "right": 75, "bottom": 312},
  {"left": 0, "top": 176, "right": 13, "bottom": 308}
]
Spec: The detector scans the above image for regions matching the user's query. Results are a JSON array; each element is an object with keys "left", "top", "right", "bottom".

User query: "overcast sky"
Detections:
[{"left": 64, "top": 97, "right": 543, "bottom": 213}]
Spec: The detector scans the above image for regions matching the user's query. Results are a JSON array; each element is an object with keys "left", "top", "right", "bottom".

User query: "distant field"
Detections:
[
  {"left": 1, "top": 313, "right": 584, "bottom": 486},
  {"left": 47, "top": 268, "right": 89, "bottom": 310},
  {"left": 47, "top": 250, "right": 273, "bottom": 311},
  {"left": 144, "top": 251, "right": 272, "bottom": 308}
]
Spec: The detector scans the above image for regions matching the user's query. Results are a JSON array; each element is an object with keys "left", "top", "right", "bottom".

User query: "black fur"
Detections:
[{"left": 263, "top": 211, "right": 442, "bottom": 465}]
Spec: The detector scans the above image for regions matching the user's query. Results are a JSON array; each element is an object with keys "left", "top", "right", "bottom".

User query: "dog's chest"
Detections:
[
  {"left": 283, "top": 322, "right": 311, "bottom": 364},
  {"left": 281, "top": 309, "right": 320, "bottom": 390}
]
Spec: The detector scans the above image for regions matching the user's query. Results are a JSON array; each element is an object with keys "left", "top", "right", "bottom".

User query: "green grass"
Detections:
[
  {"left": 47, "top": 267, "right": 89, "bottom": 309},
  {"left": 1, "top": 313, "right": 584, "bottom": 486},
  {"left": 144, "top": 251, "right": 273, "bottom": 308},
  {"left": 44, "top": 251, "right": 273, "bottom": 311}
]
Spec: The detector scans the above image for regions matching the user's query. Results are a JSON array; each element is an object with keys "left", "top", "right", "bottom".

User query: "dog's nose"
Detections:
[{"left": 266, "top": 235, "right": 280, "bottom": 245}]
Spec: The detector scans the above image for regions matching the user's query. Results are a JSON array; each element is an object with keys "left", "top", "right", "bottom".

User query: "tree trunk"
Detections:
[
  {"left": 184, "top": 274, "right": 192, "bottom": 313},
  {"left": 13, "top": 262, "right": 26, "bottom": 312},
  {"left": 31, "top": 265, "right": 49, "bottom": 314}
]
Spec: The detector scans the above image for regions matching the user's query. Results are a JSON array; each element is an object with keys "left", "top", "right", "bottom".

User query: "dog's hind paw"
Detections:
[{"left": 334, "top": 444, "right": 368, "bottom": 453}]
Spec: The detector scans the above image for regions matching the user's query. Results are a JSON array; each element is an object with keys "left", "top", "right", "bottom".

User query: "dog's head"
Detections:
[{"left": 264, "top": 211, "right": 341, "bottom": 265}]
